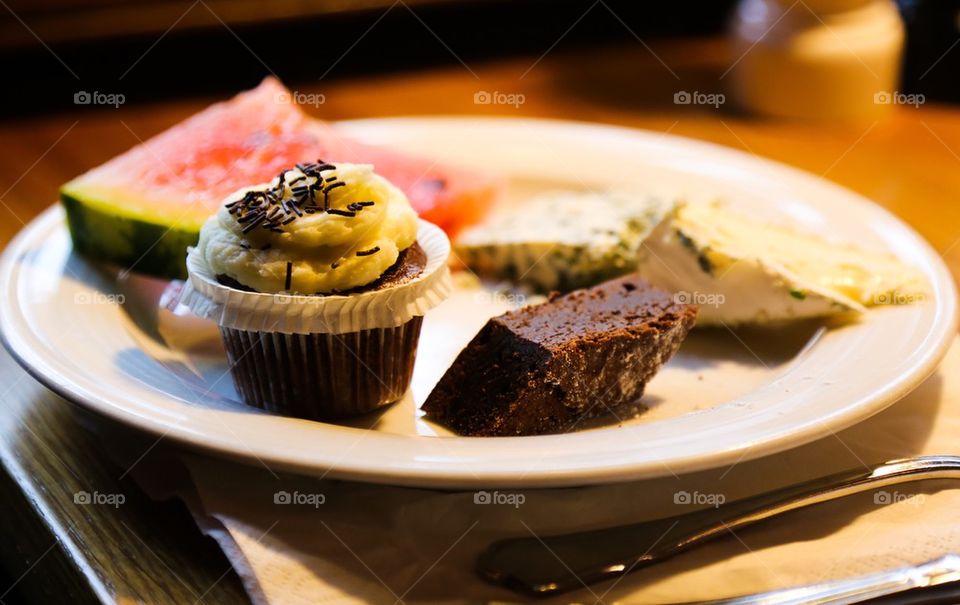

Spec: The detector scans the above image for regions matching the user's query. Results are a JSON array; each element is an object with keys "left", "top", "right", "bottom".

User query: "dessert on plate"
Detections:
[
  {"left": 422, "top": 275, "right": 698, "bottom": 436},
  {"left": 182, "top": 160, "right": 451, "bottom": 420}
]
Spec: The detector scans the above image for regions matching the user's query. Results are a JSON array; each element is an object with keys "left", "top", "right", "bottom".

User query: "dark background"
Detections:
[
  {"left": 2, "top": 0, "right": 957, "bottom": 118},
  {"left": 3, "top": 0, "right": 734, "bottom": 116}
]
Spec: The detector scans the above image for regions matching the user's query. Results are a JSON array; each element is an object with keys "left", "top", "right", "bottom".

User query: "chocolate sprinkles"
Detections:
[
  {"left": 241, "top": 215, "right": 266, "bottom": 233},
  {"left": 225, "top": 160, "right": 372, "bottom": 235},
  {"left": 284, "top": 262, "right": 293, "bottom": 290},
  {"left": 356, "top": 246, "right": 380, "bottom": 257},
  {"left": 346, "top": 200, "right": 375, "bottom": 212}
]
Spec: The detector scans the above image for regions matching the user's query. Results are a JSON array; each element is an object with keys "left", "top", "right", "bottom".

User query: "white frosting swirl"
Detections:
[{"left": 196, "top": 163, "right": 417, "bottom": 293}]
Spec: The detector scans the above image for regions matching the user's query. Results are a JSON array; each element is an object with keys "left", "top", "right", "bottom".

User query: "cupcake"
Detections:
[{"left": 182, "top": 160, "right": 451, "bottom": 420}]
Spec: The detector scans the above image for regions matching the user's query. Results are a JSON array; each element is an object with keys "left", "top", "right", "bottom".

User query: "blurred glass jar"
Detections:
[{"left": 729, "top": 0, "right": 904, "bottom": 120}]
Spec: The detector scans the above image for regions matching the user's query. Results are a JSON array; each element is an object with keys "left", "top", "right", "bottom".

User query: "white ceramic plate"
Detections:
[{"left": 1, "top": 117, "right": 956, "bottom": 488}]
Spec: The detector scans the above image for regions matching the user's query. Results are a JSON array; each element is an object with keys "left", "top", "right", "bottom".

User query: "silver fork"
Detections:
[{"left": 477, "top": 455, "right": 960, "bottom": 598}]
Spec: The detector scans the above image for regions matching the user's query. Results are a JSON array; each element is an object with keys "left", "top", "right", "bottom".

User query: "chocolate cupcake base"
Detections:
[
  {"left": 221, "top": 317, "right": 423, "bottom": 420},
  {"left": 183, "top": 220, "right": 452, "bottom": 421}
]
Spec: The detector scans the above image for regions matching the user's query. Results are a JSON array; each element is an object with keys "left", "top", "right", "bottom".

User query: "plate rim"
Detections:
[{"left": 1, "top": 116, "right": 957, "bottom": 488}]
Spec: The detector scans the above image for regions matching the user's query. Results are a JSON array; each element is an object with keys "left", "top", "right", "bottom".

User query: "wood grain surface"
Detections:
[{"left": 0, "top": 37, "right": 958, "bottom": 603}]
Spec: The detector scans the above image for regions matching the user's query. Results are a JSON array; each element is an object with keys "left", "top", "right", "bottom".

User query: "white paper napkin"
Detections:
[{"left": 129, "top": 335, "right": 960, "bottom": 604}]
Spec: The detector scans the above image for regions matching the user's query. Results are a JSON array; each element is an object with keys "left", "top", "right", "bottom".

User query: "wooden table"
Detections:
[{"left": 1, "top": 37, "right": 959, "bottom": 603}]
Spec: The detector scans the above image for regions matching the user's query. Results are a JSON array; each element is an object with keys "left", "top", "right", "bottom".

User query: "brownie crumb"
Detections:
[{"left": 422, "top": 275, "right": 698, "bottom": 436}]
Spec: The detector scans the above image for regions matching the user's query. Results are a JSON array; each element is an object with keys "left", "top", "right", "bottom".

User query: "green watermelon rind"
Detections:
[{"left": 61, "top": 190, "right": 198, "bottom": 280}]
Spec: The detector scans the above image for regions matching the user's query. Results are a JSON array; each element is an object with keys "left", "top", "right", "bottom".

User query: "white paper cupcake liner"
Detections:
[{"left": 182, "top": 220, "right": 451, "bottom": 335}]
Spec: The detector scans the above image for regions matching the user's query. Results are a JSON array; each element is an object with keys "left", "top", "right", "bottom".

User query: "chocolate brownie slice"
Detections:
[{"left": 422, "top": 275, "right": 698, "bottom": 436}]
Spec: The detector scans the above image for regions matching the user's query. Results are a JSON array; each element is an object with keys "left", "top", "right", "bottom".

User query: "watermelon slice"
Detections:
[{"left": 61, "top": 78, "right": 500, "bottom": 279}]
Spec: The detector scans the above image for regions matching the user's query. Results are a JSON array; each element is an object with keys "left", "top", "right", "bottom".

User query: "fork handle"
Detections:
[{"left": 477, "top": 455, "right": 960, "bottom": 597}]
